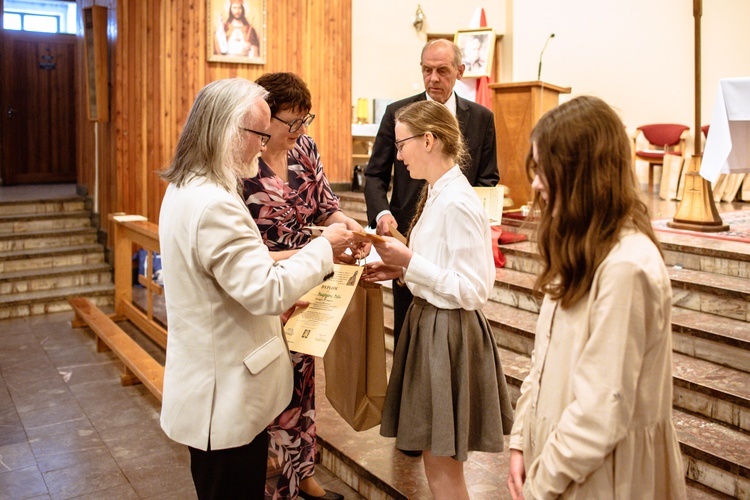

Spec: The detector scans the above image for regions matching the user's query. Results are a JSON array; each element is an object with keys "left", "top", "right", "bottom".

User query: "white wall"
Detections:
[
  {"left": 352, "top": 1, "right": 506, "bottom": 120},
  {"left": 511, "top": 0, "right": 750, "bottom": 151},
  {"left": 353, "top": 0, "right": 750, "bottom": 155}
]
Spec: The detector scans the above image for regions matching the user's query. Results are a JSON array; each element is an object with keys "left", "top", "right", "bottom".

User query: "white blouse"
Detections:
[{"left": 403, "top": 165, "right": 494, "bottom": 310}]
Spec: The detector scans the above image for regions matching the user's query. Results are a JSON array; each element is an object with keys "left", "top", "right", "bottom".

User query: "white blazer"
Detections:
[{"left": 158, "top": 177, "right": 334, "bottom": 451}]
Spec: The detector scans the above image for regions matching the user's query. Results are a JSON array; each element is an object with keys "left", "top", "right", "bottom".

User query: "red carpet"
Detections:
[{"left": 652, "top": 209, "right": 750, "bottom": 243}]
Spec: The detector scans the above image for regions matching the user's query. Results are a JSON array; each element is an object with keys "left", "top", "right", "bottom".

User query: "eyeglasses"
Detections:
[
  {"left": 239, "top": 127, "right": 271, "bottom": 147},
  {"left": 272, "top": 113, "right": 315, "bottom": 133},
  {"left": 395, "top": 134, "right": 423, "bottom": 153}
]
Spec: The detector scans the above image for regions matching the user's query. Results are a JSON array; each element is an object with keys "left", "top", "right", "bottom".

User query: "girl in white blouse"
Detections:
[
  {"left": 506, "top": 96, "right": 686, "bottom": 499},
  {"left": 363, "top": 100, "right": 513, "bottom": 500}
]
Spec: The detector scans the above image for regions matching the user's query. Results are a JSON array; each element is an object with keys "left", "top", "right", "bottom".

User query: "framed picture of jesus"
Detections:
[{"left": 207, "top": 0, "right": 266, "bottom": 64}]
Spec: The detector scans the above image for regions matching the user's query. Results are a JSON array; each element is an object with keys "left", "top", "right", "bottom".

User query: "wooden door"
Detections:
[{"left": 1, "top": 31, "right": 76, "bottom": 185}]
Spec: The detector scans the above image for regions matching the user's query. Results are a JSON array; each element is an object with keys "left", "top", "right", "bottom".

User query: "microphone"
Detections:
[{"left": 537, "top": 33, "right": 556, "bottom": 81}]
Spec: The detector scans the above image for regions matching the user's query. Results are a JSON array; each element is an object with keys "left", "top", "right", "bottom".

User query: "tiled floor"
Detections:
[{"left": 0, "top": 310, "right": 360, "bottom": 499}]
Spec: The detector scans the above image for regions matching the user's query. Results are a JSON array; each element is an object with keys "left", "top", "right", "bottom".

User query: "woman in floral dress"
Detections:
[{"left": 243, "top": 72, "right": 369, "bottom": 500}]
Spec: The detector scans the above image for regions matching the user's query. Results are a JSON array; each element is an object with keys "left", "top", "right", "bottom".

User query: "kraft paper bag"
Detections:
[{"left": 323, "top": 280, "right": 387, "bottom": 431}]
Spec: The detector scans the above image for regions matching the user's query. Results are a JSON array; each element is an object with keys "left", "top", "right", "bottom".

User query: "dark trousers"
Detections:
[
  {"left": 392, "top": 279, "right": 414, "bottom": 350},
  {"left": 188, "top": 430, "right": 268, "bottom": 499}
]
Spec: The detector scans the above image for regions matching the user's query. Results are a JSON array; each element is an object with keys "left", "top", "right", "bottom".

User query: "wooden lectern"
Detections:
[{"left": 489, "top": 81, "right": 571, "bottom": 209}]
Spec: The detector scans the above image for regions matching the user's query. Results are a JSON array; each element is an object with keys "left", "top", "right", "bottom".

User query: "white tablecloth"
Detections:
[{"left": 700, "top": 77, "right": 750, "bottom": 182}]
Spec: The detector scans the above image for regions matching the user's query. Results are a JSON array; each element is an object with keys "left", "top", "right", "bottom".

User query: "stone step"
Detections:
[
  {"left": 0, "top": 263, "right": 112, "bottom": 296},
  {"left": 492, "top": 262, "right": 749, "bottom": 331},
  {"left": 501, "top": 233, "right": 750, "bottom": 282},
  {"left": 336, "top": 190, "right": 368, "bottom": 215},
  {"left": 675, "top": 409, "right": 750, "bottom": 498},
  {"left": 0, "top": 226, "right": 98, "bottom": 252},
  {"left": 493, "top": 346, "right": 750, "bottom": 497},
  {"left": 672, "top": 306, "right": 750, "bottom": 373},
  {"left": 672, "top": 352, "right": 750, "bottom": 433},
  {"left": 0, "top": 210, "right": 93, "bottom": 234},
  {"left": 0, "top": 282, "right": 114, "bottom": 319},
  {"left": 658, "top": 231, "right": 750, "bottom": 280},
  {"left": 0, "top": 196, "right": 86, "bottom": 216},
  {"left": 316, "top": 321, "right": 747, "bottom": 499},
  {"left": 0, "top": 244, "right": 107, "bottom": 273},
  {"left": 670, "top": 266, "right": 750, "bottom": 323}
]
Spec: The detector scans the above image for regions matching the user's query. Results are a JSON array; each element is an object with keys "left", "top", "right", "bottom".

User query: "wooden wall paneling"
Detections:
[
  {"left": 113, "top": 0, "right": 127, "bottom": 229},
  {"left": 101, "top": 2, "right": 116, "bottom": 239},
  {"left": 302, "top": 0, "right": 351, "bottom": 185},
  {"left": 145, "top": 0, "right": 159, "bottom": 222},
  {"left": 154, "top": 0, "right": 168, "bottom": 222},
  {"left": 82, "top": 0, "right": 354, "bottom": 234},
  {"left": 76, "top": 2, "right": 90, "bottom": 192},
  {"left": 136, "top": 0, "right": 147, "bottom": 217}
]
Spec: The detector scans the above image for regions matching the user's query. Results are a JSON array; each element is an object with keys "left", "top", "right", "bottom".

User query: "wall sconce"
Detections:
[{"left": 413, "top": 4, "right": 425, "bottom": 33}]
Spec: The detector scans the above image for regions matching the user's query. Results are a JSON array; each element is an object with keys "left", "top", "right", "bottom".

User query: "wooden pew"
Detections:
[
  {"left": 69, "top": 296, "right": 163, "bottom": 401},
  {"left": 69, "top": 214, "right": 165, "bottom": 401}
]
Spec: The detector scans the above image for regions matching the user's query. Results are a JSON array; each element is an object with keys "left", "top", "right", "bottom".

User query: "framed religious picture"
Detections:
[
  {"left": 207, "top": 0, "right": 266, "bottom": 64},
  {"left": 455, "top": 28, "right": 495, "bottom": 78}
]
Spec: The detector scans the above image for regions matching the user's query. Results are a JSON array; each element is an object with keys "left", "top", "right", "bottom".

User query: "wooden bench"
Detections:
[{"left": 69, "top": 296, "right": 164, "bottom": 401}]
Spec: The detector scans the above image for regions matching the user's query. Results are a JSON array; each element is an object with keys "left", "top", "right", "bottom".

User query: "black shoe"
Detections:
[
  {"left": 399, "top": 449, "right": 422, "bottom": 457},
  {"left": 297, "top": 488, "right": 344, "bottom": 500}
]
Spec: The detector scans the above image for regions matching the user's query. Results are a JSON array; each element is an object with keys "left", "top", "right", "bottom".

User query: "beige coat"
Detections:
[
  {"left": 158, "top": 178, "right": 333, "bottom": 451},
  {"left": 510, "top": 230, "right": 687, "bottom": 499}
]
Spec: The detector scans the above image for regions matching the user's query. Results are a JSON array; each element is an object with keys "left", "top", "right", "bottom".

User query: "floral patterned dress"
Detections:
[{"left": 242, "top": 135, "right": 340, "bottom": 499}]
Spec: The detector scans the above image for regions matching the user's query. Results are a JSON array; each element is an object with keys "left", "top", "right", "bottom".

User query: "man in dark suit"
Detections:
[{"left": 364, "top": 38, "right": 499, "bottom": 352}]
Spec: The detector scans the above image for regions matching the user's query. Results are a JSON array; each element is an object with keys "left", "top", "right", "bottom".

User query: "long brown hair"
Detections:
[
  {"left": 528, "top": 95, "right": 661, "bottom": 308},
  {"left": 394, "top": 100, "right": 467, "bottom": 240}
]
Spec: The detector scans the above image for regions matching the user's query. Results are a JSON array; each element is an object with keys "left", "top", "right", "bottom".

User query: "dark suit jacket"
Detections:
[{"left": 363, "top": 92, "right": 499, "bottom": 232}]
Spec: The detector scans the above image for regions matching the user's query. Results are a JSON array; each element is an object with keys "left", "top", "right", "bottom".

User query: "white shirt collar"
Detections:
[
  {"left": 425, "top": 91, "right": 457, "bottom": 116},
  {"left": 427, "top": 165, "right": 463, "bottom": 198}
]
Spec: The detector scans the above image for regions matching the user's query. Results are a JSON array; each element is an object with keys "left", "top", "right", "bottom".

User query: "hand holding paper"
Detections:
[
  {"left": 362, "top": 261, "right": 403, "bottom": 282},
  {"left": 320, "top": 223, "right": 354, "bottom": 256},
  {"left": 371, "top": 235, "right": 413, "bottom": 269},
  {"left": 375, "top": 214, "right": 398, "bottom": 237}
]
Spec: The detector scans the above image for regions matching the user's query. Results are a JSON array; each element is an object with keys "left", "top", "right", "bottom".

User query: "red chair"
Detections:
[{"left": 632, "top": 124, "right": 690, "bottom": 192}]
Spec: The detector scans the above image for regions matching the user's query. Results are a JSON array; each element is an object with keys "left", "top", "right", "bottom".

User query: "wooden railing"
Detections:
[
  {"left": 69, "top": 213, "right": 165, "bottom": 400},
  {"left": 110, "top": 214, "right": 166, "bottom": 349}
]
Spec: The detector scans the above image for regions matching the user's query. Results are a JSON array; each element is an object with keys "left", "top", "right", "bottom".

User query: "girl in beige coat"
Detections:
[{"left": 507, "top": 96, "right": 687, "bottom": 499}]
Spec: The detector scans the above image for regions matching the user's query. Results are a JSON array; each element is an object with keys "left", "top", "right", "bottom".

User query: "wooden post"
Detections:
[{"left": 668, "top": 0, "right": 729, "bottom": 233}]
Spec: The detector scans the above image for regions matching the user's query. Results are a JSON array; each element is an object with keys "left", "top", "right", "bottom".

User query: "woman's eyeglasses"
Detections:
[
  {"left": 395, "top": 134, "right": 423, "bottom": 153},
  {"left": 239, "top": 127, "right": 271, "bottom": 147},
  {"left": 272, "top": 113, "right": 316, "bottom": 133}
]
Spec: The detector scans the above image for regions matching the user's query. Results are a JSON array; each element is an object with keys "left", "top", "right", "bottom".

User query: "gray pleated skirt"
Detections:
[{"left": 380, "top": 296, "right": 514, "bottom": 461}]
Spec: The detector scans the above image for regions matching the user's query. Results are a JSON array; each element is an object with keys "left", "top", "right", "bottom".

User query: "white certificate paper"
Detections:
[
  {"left": 474, "top": 186, "right": 505, "bottom": 226},
  {"left": 283, "top": 264, "right": 362, "bottom": 357}
]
